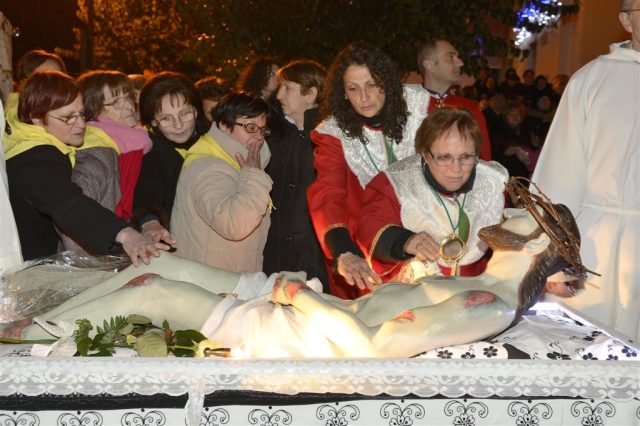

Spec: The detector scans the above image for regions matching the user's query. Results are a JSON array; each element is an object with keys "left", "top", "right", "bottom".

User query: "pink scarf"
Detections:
[{"left": 91, "top": 116, "right": 152, "bottom": 154}]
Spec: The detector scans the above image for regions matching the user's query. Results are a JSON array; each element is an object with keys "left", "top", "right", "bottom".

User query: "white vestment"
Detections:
[
  {"left": 0, "top": 101, "right": 23, "bottom": 271},
  {"left": 531, "top": 42, "right": 640, "bottom": 341},
  {"left": 199, "top": 275, "right": 336, "bottom": 358}
]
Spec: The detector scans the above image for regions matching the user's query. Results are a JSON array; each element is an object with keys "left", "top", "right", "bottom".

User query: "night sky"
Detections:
[{"left": 1, "top": 0, "right": 81, "bottom": 72}]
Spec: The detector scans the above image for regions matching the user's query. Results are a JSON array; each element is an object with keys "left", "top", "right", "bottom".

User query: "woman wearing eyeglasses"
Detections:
[
  {"left": 79, "top": 71, "right": 153, "bottom": 213},
  {"left": 133, "top": 72, "right": 209, "bottom": 244},
  {"left": 307, "top": 43, "right": 430, "bottom": 299},
  {"left": 170, "top": 92, "right": 272, "bottom": 272},
  {"left": 2, "top": 71, "right": 170, "bottom": 264},
  {"left": 356, "top": 108, "right": 508, "bottom": 283},
  {"left": 50, "top": 70, "right": 163, "bottom": 255}
]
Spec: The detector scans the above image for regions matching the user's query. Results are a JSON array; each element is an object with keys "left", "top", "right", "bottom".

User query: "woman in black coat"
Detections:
[
  {"left": 132, "top": 72, "right": 209, "bottom": 243},
  {"left": 4, "top": 71, "right": 168, "bottom": 264},
  {"left": 263, "top": 60, "right": 328, "bottom": 288}
]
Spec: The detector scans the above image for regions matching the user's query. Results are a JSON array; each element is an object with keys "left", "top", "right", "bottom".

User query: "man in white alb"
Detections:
[{"left": 531, "top": 0, "right": 640, "bottom": 341}]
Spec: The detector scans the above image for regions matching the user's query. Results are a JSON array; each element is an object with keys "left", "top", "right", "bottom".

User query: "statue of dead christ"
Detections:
[{"left": 23, "top": 178, "right": 591, "bottom": 358}]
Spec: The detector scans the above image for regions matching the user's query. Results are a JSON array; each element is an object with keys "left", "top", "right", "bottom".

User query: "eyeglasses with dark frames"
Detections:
[
  {"left": 47, "top": 112, "right": 87, "bottom": 126},
  {"left": 234, "top": 122, "right": 271, "bottom": 137}
]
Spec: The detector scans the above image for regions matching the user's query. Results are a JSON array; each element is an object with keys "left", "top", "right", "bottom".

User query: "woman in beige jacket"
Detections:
[{"left": 171, "top": 92, "right": 272, "bottom": 272}]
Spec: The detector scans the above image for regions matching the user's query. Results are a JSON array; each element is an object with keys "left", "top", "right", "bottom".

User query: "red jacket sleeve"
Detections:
[
  {"left": 356, "top": 172, "right": 405, "bottom": 277},
  {"left": 308, "top": 130, "right": 357, "bottom": 259}
]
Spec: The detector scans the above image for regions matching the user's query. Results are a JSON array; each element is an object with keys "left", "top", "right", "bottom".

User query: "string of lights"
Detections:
[{"left": 514, "top": 0, "right": 562, "bottom": 47}]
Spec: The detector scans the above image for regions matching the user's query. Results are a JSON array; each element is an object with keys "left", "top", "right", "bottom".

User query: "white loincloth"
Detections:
[{"left": 200, "top": 274, "right": 335, "bottom": 358}]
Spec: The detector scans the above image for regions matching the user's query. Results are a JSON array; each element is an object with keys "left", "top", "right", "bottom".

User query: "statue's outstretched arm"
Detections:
[{"left": 371, "top": 290, "right": 515, "bottom": 357}]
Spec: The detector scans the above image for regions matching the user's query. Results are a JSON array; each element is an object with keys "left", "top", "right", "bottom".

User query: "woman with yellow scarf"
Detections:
[
  {"left": 3, "top": 71, "right": 171, "bottom": 265},
  {"left": 171, "top": 92, "right": 273, "bottom": 272}
]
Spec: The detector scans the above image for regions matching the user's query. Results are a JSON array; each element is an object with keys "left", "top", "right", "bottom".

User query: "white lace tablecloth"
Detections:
[
  {"left": 1, "top": 305, "right": 638, "bottom": 425},
  {"left": 1, "top": 356, "right": 639, "bottom": 425},
  {"left": 1, "top": 356, "right": 638, "bottom": 400}
]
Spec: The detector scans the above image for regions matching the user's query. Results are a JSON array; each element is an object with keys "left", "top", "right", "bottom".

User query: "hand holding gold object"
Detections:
[{"left": 439, "top": 234, "right": 466, "bottom": 276}]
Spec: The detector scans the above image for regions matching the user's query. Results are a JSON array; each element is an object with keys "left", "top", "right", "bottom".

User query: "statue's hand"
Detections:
[
  {"left": 336, "top": 252, "right": 381, "bottom": 290},
  {"left": 404, "top": 232, "right": 439, "bottom": 262}
]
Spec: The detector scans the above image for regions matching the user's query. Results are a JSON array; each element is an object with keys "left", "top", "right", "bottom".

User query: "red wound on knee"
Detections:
[
  {"left": 285, "top": 280, "right": 307, "bottom": 299},
  {"left": 464, "top": 291, "right": 496, "bottom": 308},
  {"left": 393, "top": 310, "right": 415, "bottom": 322},
  {"left": 124, "top": 273, "right": 159, "bottom": 288}
]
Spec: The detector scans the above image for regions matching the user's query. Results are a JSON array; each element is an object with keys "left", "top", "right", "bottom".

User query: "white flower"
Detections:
[{"left": 31, "top": 317, "right": 78, "bottom": 357}]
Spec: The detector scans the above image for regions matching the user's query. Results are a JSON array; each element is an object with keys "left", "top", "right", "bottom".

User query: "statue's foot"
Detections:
[
  {"left": 0, "top": 318, "right": 33, "bottom": 339},
  {"left": 272, "top": 275, "right": 309, "bottom": 305}
]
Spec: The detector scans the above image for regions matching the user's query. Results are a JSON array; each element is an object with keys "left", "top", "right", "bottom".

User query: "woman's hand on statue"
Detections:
[
  {"left": 141, "top": 219, "right": 176, "bottom": 246},
  {"left": 337, "top": 252, "right": 381, "bottom": 290},
  {"left": 236, "top": 139, "right": 263, "bottom": 169},
  {"left": 116, "top": 227, "right": 172, "bottom": 267},
  {"left": 404, "top": 232, "right": 440, "bottom": 262}
]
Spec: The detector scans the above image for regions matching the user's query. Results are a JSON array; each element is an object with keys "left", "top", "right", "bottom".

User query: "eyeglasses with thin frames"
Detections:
[
  {"left": 234, "top": 122, "right": 271, "bottom": 137},
  {"left": 103, "top": 93, "right": 135, "bottom": 109},
  {"left": 428, "top": 149, "right": 478, "bottom": 168},
  {"left": 155, "top": 109, "right": 196, "bottom": 129},
  {"left": 47, "top": 112, "right": 86, "bottom": 126},
  {"left": 622, "top": 8, "right": 640, "bottom": 13}
]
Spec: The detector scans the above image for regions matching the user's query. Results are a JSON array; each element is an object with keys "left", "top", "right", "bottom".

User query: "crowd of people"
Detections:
[{"left": 1, "top": 0, "right": 639, "bottom": 343}]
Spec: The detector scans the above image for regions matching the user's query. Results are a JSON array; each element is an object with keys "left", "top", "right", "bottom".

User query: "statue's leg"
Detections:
[
  {"left": 371, "top": 290, "right": 515, "bottom": 357},
  {"left": 38, "top": 251, "right": 241, "bottom": 319},
  {"left": 23, "top": 276, "right": 224, "bottom": 339}
]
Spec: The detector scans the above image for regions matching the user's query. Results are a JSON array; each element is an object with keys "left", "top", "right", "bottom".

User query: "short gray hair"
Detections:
[{"left": 416, "top": 39, "right": 444, "bottom": 76}]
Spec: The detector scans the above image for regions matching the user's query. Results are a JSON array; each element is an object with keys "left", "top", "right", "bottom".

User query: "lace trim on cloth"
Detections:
[
  {"left": 0, "top": 357, "right": 637, "bottom": 400},
  {"left": 1, "top": 310, "right": 639, "bottom": 425}
]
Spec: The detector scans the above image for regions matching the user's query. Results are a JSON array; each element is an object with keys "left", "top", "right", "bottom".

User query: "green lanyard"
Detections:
[
  {"left": 363, "top": 136, "right": 397, "bottom": 172},
  {"left": 430, "top": 187, "right": 470, "bottom": 243}
]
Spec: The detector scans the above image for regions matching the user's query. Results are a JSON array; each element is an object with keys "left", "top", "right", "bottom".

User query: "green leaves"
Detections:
[
  {"left": 63, "top": 314, "right": 210, "bottom": 358},
  {"left": 134, "top": 329, "right": 167, "bottom": 357},
  {"left": 127, "top": 314, "right": 152, "bottom": 326},
  {"left": 73, "top": 318, "right": 93, "bottom": 356},
  {"left": 172, "top": 329, "right": 207, "bottom": 358},
  {"left": 4, "top": 313, "right": 225, "bottom": 358}
]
